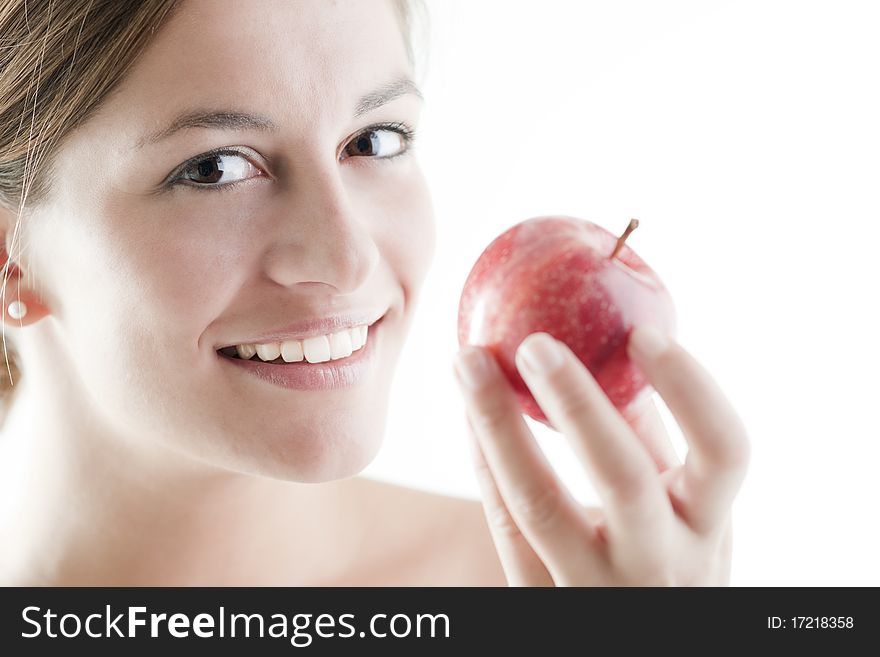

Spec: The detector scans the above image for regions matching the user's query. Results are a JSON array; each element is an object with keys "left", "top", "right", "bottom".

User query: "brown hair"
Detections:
[{"left": 0, "top": 0, "right": 426, "bottom": 427}]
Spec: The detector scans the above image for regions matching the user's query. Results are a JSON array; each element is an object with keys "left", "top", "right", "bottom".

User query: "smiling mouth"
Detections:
[{"left": 217, "top": 316, "right": 383, "bottom": 364}]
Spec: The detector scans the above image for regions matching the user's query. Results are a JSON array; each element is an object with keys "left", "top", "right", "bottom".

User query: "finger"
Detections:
[
  {"left": 453, "top": 346, "right": 602, "bottom": 576},
  {"left": 514, "top": 333, "right": 672, "bottom": 556},
  {"left": 465, "top": 421, "right": 554, "bottom": 586},
  {"left": 621, "top": 394, "right": 681, "bottom": 472},
  {"left": 627, "top": 325, "right": 751, "bottom": 534}
]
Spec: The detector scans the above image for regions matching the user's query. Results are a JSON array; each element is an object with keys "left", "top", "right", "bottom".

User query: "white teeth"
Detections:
[
  {"left": 236, "top": 344, "right": 257, "bottom": 360},
  {"left": 329, "top": 330, "right": 353, "bottom": 359},
  {"left": 281, "top": 339, "right": 304, "bottom": 362},
  {"left": 302, "top": 335, "right": 331, "bottom": 363},
  {"left": 255, "top": 342, "right": 281, "bottom": 361},
  {"left": 232, "top": 322, "right": 373, "bottom": 363},
  {"left": 349, "top": 326, "right": 364, "bottom": 350}
]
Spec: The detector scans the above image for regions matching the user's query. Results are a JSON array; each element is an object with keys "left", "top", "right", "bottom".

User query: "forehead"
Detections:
[{"left": 88, "top": 0, "right": 409, "bottom": 146}]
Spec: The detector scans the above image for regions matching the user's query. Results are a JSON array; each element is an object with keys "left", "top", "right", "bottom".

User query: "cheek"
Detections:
[
  {"left": 155, "top": 231, "right": 245, "bottom": 326},
  {"left": 379, "top": 170, "right": 437, "bottom": 293},
  {"left": 109, "top": 218, "right": 244, "bottom": 357},
  {"left": 48, "top": 220, "right": 242, "bottom": 411}
]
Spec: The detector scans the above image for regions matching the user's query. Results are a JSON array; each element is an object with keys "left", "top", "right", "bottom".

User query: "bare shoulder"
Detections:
[{"left": 351, "top": 477, "right": 508, "bottom": 586}]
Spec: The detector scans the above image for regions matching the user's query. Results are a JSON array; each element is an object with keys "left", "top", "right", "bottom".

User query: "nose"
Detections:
[{"left": 262, "top": 163, "right": 380, "bottom": 295}]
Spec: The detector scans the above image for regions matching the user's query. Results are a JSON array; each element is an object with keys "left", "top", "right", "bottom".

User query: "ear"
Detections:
[{"left": 0, "top": 204, "right": 51, "bottom": 327}]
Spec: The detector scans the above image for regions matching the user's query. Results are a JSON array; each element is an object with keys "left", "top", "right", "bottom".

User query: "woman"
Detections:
[{"left": 0, "top": 0, "right": 749, "bottom": 586}]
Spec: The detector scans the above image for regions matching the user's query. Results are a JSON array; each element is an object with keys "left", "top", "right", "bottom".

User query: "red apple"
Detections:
[{"left": 457, "top": 216, "right": 676, "bottom": 430}]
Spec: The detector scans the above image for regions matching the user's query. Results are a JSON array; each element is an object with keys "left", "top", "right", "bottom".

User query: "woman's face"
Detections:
[{"left": 22, "top": 0, "right": 435, "bottom": 481}]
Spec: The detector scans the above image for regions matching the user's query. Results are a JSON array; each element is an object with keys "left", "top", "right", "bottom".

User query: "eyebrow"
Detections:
[{"left": 133, "top": 76, "right": 423, "bottom": 150}]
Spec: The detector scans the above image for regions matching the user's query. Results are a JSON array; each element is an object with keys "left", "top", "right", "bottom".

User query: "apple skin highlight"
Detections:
[{"left": 457, "top": 216, "right": 677, "bottom": 430}]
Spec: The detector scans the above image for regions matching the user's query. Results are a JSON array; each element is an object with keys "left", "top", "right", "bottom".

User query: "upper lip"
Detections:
[{"left": 217, "top": 308, "right": 387, "bottom": 349}]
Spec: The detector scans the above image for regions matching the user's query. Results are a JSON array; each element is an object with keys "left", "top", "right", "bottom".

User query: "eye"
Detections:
[
  {"left": 166, "top": 122, "right": 417, "bottom": 193},
  {"left": 341, "top": 122, "right": 416, "bottom": 161},
  {"left": 172, "top": 149, "right": 263, "bottom": 190}
]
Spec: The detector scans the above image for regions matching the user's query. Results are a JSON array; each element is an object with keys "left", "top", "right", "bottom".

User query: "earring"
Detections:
[{"left": 7, "top": 300, "right": 27, "bottom": 320}]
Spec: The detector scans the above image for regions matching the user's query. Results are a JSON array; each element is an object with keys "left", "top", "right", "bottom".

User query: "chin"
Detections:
[
  {"left": 164, "top": 308, "right": 404, "bottom": 482},
  {"left": 194, "top": 413, "right": 388, "bottom": 484}
]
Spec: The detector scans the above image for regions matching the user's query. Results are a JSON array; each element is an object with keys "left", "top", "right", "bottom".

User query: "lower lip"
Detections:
[{"left": 217, "top": 317, "right": 383, "bottom": 391}]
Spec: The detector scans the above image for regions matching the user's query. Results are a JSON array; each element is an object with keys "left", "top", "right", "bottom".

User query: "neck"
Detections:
[{"left": 0, "top": 376, "right": 369, "bottom": 585}]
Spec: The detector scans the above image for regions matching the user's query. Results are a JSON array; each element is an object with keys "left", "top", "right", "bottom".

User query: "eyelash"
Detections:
[{"left": 168, "top": 121, "right": 418, "bottom": 194}]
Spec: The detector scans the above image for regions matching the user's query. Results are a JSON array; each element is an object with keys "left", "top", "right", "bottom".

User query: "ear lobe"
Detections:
[
  {"left": 0, "top": 285, "right": 50, "bottom": 327},
  {"left": 0, "top": 228, "right": 50, "bottom": 327}
]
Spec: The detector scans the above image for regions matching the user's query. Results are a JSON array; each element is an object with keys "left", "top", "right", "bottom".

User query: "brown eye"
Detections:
[
  {"left": 179, "top": 151, "right": 261, "bottom": 187},
  {"left": 343, "top": 128, "right": 408, "bottom": 159}
]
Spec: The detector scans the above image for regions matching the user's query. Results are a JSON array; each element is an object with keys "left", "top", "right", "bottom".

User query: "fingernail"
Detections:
[
  {"left": 516, "top": 332, "right": 565, "bottom": 374},
  {"left": 454, "top": 347, "right": 494, "bottom": 389},
  {"left": 628, "top": 325, "right": 670, "bottom": 360}
]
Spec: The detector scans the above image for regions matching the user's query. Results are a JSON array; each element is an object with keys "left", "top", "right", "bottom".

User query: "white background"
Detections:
[{"left": 361, "top": 0, "right": 880, "bottom": 586}]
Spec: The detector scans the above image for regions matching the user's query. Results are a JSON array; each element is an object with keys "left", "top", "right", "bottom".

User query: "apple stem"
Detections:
[{"left": 610, "top": 218, "right": 639, "bottom": 260}]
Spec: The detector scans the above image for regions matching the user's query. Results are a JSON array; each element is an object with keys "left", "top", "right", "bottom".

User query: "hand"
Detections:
[{"left": 452, "top": 327, "right": 750, "bottom": 586}]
